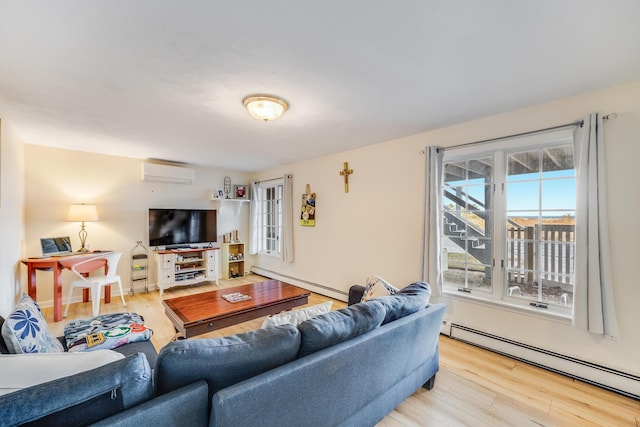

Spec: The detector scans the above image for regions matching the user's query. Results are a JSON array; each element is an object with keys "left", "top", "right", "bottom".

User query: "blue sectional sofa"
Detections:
[{"left": 0, "top": 282, "right": 446, "bottom": 426}]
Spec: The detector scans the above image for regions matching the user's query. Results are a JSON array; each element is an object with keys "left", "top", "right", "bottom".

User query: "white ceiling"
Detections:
[{"left": 1, "top": 1, "right": 640, "bottom": 172}]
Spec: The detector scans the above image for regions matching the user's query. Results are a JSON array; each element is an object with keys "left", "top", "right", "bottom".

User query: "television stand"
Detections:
[
  {"left": 154, "top": 247, "right": 219, "bottom": 296},
  {"left": 166, "top": 244, "right": 191, "bottom": 250}
]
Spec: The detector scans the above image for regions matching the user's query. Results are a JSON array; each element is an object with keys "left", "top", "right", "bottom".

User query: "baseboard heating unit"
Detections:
[
  {"left": 250, "top": 267, "right": 347, "bottom": 302},
  {"left": 449, "top": 323, "right": 640, "bottom": 399}
]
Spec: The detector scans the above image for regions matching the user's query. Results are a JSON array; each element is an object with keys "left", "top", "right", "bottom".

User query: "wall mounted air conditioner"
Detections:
[{"left": 141, "top": 163, "right": 195, "bottom": 184}]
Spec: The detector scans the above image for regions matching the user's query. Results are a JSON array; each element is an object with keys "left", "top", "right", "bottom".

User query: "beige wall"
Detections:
[
  {"left": 0, "top": 117, "right": 26, "bottom": 316},
  {"left": 253, "top": 80, "right": 640, "bottom": 376},
  {"left": 252, "top": 141, "right": 427, "bottom": 300},
  {"left": 22, "top": 146, "right": 251, "bottom": 306}
]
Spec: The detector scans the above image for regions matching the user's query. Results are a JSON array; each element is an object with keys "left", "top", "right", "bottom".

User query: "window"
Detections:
[
  {"left": 254, "top": 178, "right": 284, "bottom": 255},
  {"left": 441, "top": 130, "right": 575, "bottom": 316}
]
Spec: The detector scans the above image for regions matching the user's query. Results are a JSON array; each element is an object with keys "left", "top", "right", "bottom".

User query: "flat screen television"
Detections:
[{"left": 148, "top": 208, "right": 217, "bottom": 247}]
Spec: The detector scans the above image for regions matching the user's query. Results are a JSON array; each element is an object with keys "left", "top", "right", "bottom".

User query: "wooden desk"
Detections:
[{"left": 21, "top": 253, "right": 111, "bottom": 322}]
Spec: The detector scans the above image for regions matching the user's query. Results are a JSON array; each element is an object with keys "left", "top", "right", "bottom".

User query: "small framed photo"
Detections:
[
  {"left": 215, "top": 189, "right": 224, "bottom": 199},
  {"left": 234, "top": 185, "right": 248, "bottom": 199}
]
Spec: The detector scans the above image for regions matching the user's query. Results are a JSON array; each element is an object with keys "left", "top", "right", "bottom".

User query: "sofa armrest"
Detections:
[
  {"left": 112, "top": 340, "right": 158, "bottom": 367},
  {"left": 56, "top": 335, "right": 158, "bottom": 367},
  {"left": 89, "top": 380, "right": 209, "bottom": 427},
  {"left": 0, "top": 353, "right": 153, "bottom": 426},
  {"left": 348, "top": 284, "right": 365, "bottom": 305}
]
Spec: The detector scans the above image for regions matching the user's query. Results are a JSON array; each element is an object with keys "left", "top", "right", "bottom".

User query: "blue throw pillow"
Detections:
[
  {"left": 155, "top": 324, "right": 301, "bottom": 399},
  {"left": 1, "top": 294, "right": 64, "bottom": 353},
  {"left": 374, "top": 282, "right": 432, "bottom": 325},
  {"left": 297, "top": 300, "right": 386, "bottom": 357}
]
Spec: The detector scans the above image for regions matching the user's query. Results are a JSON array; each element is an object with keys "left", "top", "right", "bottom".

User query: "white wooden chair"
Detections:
[{"left": 63, "top": 252, "right": 126, "bottom": 317}]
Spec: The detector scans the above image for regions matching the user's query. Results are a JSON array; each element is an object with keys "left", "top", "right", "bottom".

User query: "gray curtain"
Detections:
[
  {"left": 281, "top": 174, "right": 294, "bottom": 262},
  {"left": 573, "top": 112, "right": 619, "bottom": 338},
  {"left": 422, "top": 146, "right": 444, "bottom": 296}
]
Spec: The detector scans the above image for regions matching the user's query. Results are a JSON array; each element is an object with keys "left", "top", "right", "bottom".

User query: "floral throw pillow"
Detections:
[
  {"left": 1, "top": 293, "right": 64, "bottom": 353},
  {"left": 360, "top": 274, "right": 400, "bottom": 302}
]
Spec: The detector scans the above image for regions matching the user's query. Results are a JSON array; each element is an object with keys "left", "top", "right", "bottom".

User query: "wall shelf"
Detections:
[{"left": 211, "top": 195, "right": 250, "bottom": 216}]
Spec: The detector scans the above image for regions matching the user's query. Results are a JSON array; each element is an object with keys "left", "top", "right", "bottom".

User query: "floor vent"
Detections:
[{"left": 450, "top": 323, "right": 640, "bottom": 399}]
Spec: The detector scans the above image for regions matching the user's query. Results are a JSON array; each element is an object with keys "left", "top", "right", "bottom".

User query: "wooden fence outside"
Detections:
[{"left": 506, "top": 224, "right": 575, "bottom": 289}]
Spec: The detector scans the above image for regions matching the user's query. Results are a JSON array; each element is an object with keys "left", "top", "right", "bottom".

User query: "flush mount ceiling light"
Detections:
[{"left": 243, "top": 94, "right": 289, "bottom": 122}]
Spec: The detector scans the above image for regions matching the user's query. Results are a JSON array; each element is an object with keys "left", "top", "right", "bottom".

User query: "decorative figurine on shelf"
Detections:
[{"left": 224, "top": 176, "right": 232, "bottom": 199}]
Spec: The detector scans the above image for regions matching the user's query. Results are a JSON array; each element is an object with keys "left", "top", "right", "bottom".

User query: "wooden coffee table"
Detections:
[{"left": 162, "top": 280, "right": 310, "bottom": 338}]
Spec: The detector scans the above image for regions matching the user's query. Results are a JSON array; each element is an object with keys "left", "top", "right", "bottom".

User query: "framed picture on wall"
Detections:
[{"left": 234, "top": 185, "right": 248, "bottom": 199}]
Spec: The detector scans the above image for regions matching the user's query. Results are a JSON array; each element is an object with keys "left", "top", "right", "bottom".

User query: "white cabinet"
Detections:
[{"left": 154, "top": 248, "right": 219, "bottom": 296}]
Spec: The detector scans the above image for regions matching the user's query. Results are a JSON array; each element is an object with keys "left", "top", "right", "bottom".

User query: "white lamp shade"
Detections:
[{"left": 67, "top": 204, "right": 99, "bottom": 222}]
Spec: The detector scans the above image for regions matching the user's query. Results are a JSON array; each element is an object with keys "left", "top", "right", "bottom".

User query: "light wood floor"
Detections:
[{"left": 44, "top": 274, "right": 639, "bottom": 426}]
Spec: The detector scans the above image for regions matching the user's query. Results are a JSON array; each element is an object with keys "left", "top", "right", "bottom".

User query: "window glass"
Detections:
[
  {"left": 255, "top": 180, "right": 283, "bottom": 255},
  {"left": 442, "top": 157, "right": 493, "bottom": 293},
  {"left": 505, "top": 145, "right": 575, "bottom": 309}
]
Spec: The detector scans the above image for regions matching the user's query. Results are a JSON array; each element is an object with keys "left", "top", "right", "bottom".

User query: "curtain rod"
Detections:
[
  {"left": 444, "top": 120, "right": 583, "bottom": 151},
  {"left": 253, "top": 174, "right": 292, "bottom": 185},
  {"left": 253, "top": 178, "right": 279, "bottom": 185}
]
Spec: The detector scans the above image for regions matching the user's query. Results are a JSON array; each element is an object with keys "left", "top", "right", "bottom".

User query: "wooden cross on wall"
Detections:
[{"left": 339, "top": 162, "right": 353, "bottom": 193}]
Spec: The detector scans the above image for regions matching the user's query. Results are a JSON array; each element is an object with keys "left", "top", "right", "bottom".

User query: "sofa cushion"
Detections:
[
  {"left": 374, "top": 281, "right": 432, "bottom": 325},
  {"left": 1, "top": 293, "right": 64, "bottom": 353},
  {"left": 90, "top": 380, "right": 209, "bottom": 427},
  {"left": 0, "top": 350, "right": 124, "bottom": 396},
  {"left": 297, "top": 300, "right": 386, "bottom": 358},
  {"left": 261, "top": 301, "right": 332, "bottom": 328},
  {"left": 154, "top": 324, "right": 301, "bottom": 400}
]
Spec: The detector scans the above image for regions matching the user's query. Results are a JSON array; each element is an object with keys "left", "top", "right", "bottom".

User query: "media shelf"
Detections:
[
  {"left": 154, "top": 247, "right": 219, "bottom": 296},
  {"left": 222, "top": 242, "right": 245, "bottom": 279}
]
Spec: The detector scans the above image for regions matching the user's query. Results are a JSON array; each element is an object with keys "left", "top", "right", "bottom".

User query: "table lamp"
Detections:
[{"left": 67, "top": 203, "right": 99, "bottom": 252}]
